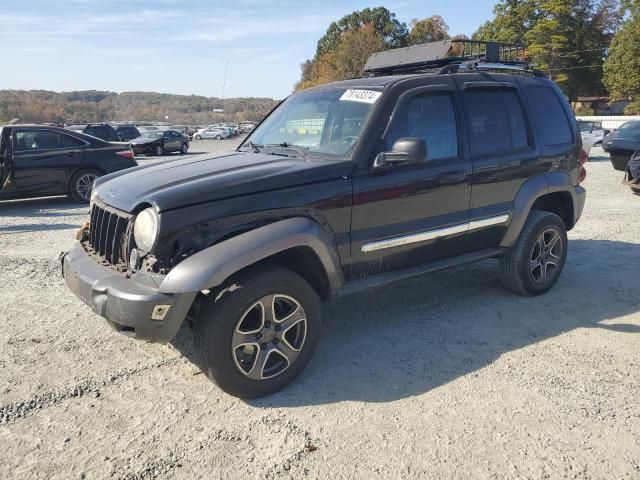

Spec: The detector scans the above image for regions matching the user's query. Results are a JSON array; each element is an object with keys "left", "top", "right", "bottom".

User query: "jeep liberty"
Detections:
[{"left": 62, "top": 41, "right": 587, "bottom": 398}]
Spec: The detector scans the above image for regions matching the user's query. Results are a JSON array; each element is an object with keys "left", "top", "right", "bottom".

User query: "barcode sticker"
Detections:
[{"left": 340, "top": 89, "right": 381, "bottom": 104}]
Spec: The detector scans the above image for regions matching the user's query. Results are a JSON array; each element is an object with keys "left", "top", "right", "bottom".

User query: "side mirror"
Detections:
[{"left": 374, "top": 137, "right": 428, "bottom": 168}]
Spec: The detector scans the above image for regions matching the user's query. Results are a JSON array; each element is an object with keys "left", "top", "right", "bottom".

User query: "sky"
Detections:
[{"left": 1, "top": 0, "right": 498, "bottom": 99}]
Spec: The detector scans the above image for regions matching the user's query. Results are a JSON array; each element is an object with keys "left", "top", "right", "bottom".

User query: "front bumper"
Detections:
[{"left": 61, "top": 243, "right": 196, "bottom": 343}]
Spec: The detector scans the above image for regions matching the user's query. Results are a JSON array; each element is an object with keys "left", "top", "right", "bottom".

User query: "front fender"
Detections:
[{"left": 159, "top": 217, "right": 344, "bottom": 295}]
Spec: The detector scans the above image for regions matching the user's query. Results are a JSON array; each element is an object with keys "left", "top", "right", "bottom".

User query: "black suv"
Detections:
[
  {"left": 66, "top": 123, "right": 120, "bottom": 142},
  {"left": 62, "top": 41, "right": 586, "bottom": 398},
  {"left": 113, "top": 124, "right": 141, "bottom": 142}
]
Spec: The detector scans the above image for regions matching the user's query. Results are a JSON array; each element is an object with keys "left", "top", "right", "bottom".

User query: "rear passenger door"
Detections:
[
  {"left": 350, "top": 81, "right": 472, "bottom": 278},
  {"left": 459, "top": 79, "right": 545, "bottom": 249}
]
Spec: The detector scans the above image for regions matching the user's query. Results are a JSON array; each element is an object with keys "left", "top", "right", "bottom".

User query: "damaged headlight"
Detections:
[{"left": 133, "top": 207, "right": 158, "bottom": 252}]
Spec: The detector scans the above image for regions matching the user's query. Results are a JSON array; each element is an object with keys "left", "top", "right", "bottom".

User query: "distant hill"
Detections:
[{"left": 0, "top": 90, "right": 279, "bottom": 125}]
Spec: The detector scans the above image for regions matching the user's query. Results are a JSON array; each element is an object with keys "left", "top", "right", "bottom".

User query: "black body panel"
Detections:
[{"left": 0, "top": 126, "right": 137, "bottom": 200}]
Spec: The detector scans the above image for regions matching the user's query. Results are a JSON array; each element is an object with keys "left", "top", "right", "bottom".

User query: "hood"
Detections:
[{"left": 93, "top": 151, "right": 353, "bottom": 212}]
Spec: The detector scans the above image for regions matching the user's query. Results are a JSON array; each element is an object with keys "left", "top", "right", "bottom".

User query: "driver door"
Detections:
[{"left": 349, "top": 83, "right": 472, "bottom": 279}]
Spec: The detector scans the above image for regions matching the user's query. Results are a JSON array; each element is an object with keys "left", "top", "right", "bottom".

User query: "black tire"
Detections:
[
  {"left": 180, "top": 143, "right": 188, "bottom": 154},
  {"left": 195, "top": 134, "right": 201, "bottom": 140},
  {"left": 192, "top": 267, "right": 322, "bottom": 398},
  {"left": 69, "top": 169, "right": 100, "bottom": 203},
  {"left": 155, "top": 145, "right": 164, "bottom": 156},
  {"left": 215, "top": 135, "right": 222, "bottom": 140},
  {"left": 500, "top": 211, "right": 568, "bottom": 296}
]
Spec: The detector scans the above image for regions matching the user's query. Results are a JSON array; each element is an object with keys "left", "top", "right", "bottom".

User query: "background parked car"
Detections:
[
  {"left": 0, "top": 125, "right": 136, "bottom": 202},
  {"left": 578, "top": 120, "right": 606, "bottom": 154},
  {"left": 602, "top": 121, "right": 640, "bottom": 171},
  {"left": 113, "top": 124, "right": 140, "bottom": 141},
  {"left": 130, "top": 129, "right": 189, "bottom": 156},
  {"left": 66, "top": 123, "right": 120, "bottom": 142},
  {"left": 194, "top": 127, "right": 230, "bottom": 140}
]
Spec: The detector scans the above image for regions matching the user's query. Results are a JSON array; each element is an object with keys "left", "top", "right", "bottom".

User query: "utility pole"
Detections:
[{"left": 220, "top": 61, "right": 229, "bottom": 118}]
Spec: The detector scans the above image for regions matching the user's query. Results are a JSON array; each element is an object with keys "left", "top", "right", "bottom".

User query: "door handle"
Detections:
[{"left": 439, "top": 172, "right": 466, "bottom": 184}]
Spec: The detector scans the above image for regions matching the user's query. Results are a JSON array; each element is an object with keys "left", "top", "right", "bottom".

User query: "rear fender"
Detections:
[
  {"left": 159, "top": 217, "right": 344, "bottom": 295},
  {"left": 500, "top": 172, "right": 577, "bottom": 247}
]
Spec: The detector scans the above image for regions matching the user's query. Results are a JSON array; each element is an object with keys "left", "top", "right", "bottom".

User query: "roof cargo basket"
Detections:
[{"left": 363, "top": 40, "right": 543, "bottom": 77}]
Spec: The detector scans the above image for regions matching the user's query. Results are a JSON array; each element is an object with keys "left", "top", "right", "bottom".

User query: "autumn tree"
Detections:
[
  {"left": 407, "top": 15, "right": 450, "bottom": 45},
  {"left": 315, "top": 7, "right": 407, "bottom": 57},
  {"left": 296, "top": 24, "right": 384, "bottom": 90}
]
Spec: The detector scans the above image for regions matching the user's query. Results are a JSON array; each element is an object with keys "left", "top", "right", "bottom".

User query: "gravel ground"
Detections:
[{"left": 0, "top": 142, "right": 639, "bottom": 480}]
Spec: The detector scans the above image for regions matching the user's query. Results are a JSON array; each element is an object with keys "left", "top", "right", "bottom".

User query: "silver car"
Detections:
[{"left": 194, "top": 127, "right": 230, "bottom": 140}]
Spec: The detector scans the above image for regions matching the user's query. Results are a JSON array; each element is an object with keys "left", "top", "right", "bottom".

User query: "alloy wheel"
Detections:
[
  {"left": 529, "top": 228, "right": 563, "bottom": 284},
  {"left": 76, "top": 173, "right": 97, "bottom": 201},
  {"left": 231, "top": 294, "right": 307, "bottom": 380}
]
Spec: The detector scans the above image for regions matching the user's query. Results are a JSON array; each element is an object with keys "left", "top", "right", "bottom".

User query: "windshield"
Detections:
[
  {"left": 614, "top": 122, "right": 640, "bottom": 138},
  {"left": 619, "top": 121, "right": 640, "bottom": 130},
  {"left": 141, "top": 131, "right": 164, "bottom": 138},
  {"left": 245, "top": 87, "right": 381, "bottom": 158}
]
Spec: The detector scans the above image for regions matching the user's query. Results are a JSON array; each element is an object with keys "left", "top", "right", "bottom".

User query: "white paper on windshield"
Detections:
[{"left": 340, "top": 89, "right": 381, "bottom": 104}]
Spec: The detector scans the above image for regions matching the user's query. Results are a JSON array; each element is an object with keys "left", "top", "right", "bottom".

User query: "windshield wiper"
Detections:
[
  {"left": 266, "top": 143, "right": 308, "bottom": 158},
  {"left": 245, "top": 141, "right": 261, "bottom": 153}
]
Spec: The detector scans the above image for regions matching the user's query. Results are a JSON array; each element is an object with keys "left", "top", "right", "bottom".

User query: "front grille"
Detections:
[{"left": 86, "top": 201, "right": 133, "bottom": 269}]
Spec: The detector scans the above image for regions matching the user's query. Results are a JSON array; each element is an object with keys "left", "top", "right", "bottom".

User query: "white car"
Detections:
[
  {"left": 194, "top": 127, "right": 231, "bottom": 140},
  {"left": 578, "top": 120, "right": 606, "bottom": 154}
]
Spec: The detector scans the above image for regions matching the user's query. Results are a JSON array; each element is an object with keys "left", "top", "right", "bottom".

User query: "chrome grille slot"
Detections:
[{"left": 86, "top": 201, "right": 133, "bottom": 269}]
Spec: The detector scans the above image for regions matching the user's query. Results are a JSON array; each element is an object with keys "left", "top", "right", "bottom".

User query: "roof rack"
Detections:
[{"left": 363, "top": 40, "right": 544, "bottom": 77}]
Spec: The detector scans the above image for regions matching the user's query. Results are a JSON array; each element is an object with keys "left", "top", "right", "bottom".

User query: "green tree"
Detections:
[
  {"left": 407, "top": 15, "right": 450, "bottom": 45},
  {"left": 603, "top": 4, "right": 640, "bottom": 113},
  {"left": 474, "top": 0, "right": 622, "bottom": 99},
  {"left": 315, "top": 7, "right": 407, "bottom": 57}
]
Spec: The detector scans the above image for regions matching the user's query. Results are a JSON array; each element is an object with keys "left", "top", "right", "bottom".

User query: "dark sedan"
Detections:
[
  {"left": 130, "top": 130, "right": 189, "bottom": 156},
  {"left": 0, "top": 125, "right": 136, "bottom": 203},
  {"left": 602, "top": 121, "right": 640, "bottom": 171}
]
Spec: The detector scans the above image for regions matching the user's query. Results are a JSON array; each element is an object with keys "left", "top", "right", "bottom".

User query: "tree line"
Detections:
[
  {"left": 296, "top": 2, "right": 640, "bottom": 114},
  {"left": 0, "top": 90, "right": 279, "bottom": 125}
]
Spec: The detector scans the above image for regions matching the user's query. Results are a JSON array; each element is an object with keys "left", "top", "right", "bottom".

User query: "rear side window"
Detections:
[
  {"left": 526, "top": 86, "right": 573, "bottom": 146},
  {"left": 465, "top": 89, "right": 530, "bottom": 156},
  {"left": 385, "top": 92, "right": 459, "bottom": 160},
  {"left": 60, "top": 133, "right": 85, "bottom": 148}
]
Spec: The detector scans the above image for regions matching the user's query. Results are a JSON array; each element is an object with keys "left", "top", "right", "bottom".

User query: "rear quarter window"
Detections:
[{"left": 526, "top": 85, "right": 573, "bottom": 147}]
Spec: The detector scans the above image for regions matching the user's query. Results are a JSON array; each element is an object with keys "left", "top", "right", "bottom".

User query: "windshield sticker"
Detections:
[{"left": 340, "top": 89, "right": 381, "bottom": 104}]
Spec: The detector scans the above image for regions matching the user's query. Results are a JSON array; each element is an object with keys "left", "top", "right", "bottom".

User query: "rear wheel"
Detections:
[
  {"left": 192, "top": 267, "right": 322, "bottom": 398},
  {"left": 155, "top": 145, "right": 164, "bottom": 156},
  {"left": 180, "top": 143, "right": 188, "bottom": 154},
  {"left": 500, "top": 211, "right": 567, "bottom": 296},
  {"left": 215, "top": 134, "right": 222, "bottom": 140},
  {"left": 69, "top": 169, "right": 100, "bottom": 203}
]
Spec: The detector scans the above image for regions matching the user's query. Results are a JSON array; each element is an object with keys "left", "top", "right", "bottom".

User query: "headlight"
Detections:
[{"left": 133, "top": 207, "right": 158, "bottom": 252}]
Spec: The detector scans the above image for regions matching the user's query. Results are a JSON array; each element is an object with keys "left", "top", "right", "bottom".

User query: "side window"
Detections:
[
  {"left": 526, "top": 85, "right": 573, "bottom": 146},
  {"left": 465, "top": 89, "right": 529, "bottom": 156},
  {"left": 385, "top": 92, "right": 458, "bottom": 160},
  {"left": 15, "top": 131, "right": 61, "bottom": 150},
  {"left": 59, "top": 133, "right": 85, "bottom": 148},
  {"left": 594, "top": 122, "right": 602, "bottom": 131}
]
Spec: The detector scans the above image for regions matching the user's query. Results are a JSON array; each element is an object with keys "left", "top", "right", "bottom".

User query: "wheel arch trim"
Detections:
[
  {"left": 159, "top": 217, "right": 344, "bottom": 295},
  {"left": 500, "top": 172, "right": 578, "bottom": 248}
]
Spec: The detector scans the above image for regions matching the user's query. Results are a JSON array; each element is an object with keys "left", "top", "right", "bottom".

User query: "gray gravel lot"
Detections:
[{"left": 1, "top": 142, "right": 639, "bottom": 479}]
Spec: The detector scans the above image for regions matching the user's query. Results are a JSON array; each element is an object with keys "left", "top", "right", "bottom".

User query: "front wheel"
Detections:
[
  {"left": 195, "top": 134, "right": 201, "bottom": 140},
  {"left": 192, "top": 267, "right": 322, "bottom": 398},
  {"left": 215, "top": 135, "right": 222, "bottom": 140},
  {"left": 500, "top": 211, "right": 568, "bottom": 296},
  {"left": 69, "top": 169, "right": 100, "bottom": 203},
  {"left": 180, "top": 143, "right": 188, "bottom": 154}
]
